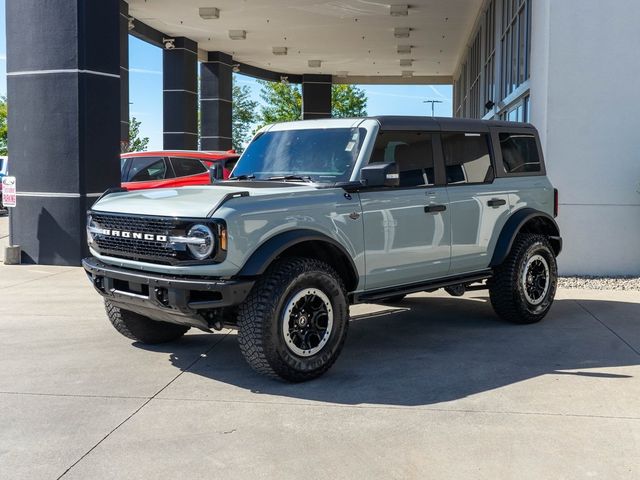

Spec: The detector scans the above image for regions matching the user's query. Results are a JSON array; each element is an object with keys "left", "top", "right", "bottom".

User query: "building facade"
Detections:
[{"left": 453, "top": 0, "right": 640, "bottom": 275}]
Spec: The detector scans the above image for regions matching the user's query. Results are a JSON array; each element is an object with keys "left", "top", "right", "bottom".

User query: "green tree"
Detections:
[
  {"left": 0, "top": 96, "right": 8, "bottom": 156},
  {"left": 232, "top": 84, "right": 259, "bottom": 153},
  {"left": 257, "top": 81, "right": 367, "bottom": 128},
  {"left": 123, "top": 117, "right": 150, "bottom": 152}
]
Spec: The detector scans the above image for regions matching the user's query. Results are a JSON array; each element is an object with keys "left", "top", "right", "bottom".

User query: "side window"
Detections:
[
  {"left": 441, "top": 133, "right": 493, "bottom": 184},
  {"left": 224, "top": 158, "right": 238, "bottom": 172},
  {"left": 127, "top": 157, "right": 168, "bottom": 182},
  {"left": 371, "top": 131, "right": 435, "bottom": 187},
  {"left": 170, "top": 157, "right": 208, "bottom": 177},
  {"left": 499, "top": 133, "right": 541, "bottom": 174}
]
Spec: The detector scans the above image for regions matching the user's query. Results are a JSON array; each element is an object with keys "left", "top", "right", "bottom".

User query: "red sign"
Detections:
[{"left": 2, "top": 176, "right": 16, "bottom": 207}]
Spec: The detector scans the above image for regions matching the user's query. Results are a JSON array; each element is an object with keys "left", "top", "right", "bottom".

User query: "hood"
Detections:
[{"left": 91, "top": 183, "right": 317, "bottom": 218}]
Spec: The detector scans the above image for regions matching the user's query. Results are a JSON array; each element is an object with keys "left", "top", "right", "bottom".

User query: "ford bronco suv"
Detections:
[{"left": 83, "top": 116, "right": 561, "bottom": 382}]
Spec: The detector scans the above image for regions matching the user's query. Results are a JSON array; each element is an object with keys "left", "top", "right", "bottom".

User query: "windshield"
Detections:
[{"left": 232, "top": 127, "right": 366, "bottom": 183}]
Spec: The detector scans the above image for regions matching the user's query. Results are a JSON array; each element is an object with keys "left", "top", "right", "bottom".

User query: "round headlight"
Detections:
[{"left": 187, "top": 224, "right": 215, "bottom": 260}]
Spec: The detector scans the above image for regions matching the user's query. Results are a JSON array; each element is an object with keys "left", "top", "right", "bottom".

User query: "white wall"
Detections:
[{"left": 530, "top": 0, "right": 640, "bottom": 275}]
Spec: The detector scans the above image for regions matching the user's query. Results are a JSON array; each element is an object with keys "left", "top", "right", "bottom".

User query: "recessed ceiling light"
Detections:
[
  {"left": 400, "top": 59, "right": 413, "bottom": 67},
  {"left": 308, "top": 60, "right": 322, "bottom": 68},
  {"left": 390, "top": 5, "right": 409, "bottom": 16},
  {"left": 272, "top": 46, "right": 288, "bottom": 55},
  {"left": 394, "top": 27, "right": 410, "bottom": 38},
  {"left": 336, "top": 71, "right": 349, "bottom": 77},
  {"left": 397, "top": 45, "right": 412, "bottom": 55},
  {"left": 199, "top": 7, "right": 219, "bottom": 19},
  {"left": 228, "top": 30, "right": 246, "bottom": 40},
  {"left": 401, "top": 70, "right": 414, "bottom": 78}
]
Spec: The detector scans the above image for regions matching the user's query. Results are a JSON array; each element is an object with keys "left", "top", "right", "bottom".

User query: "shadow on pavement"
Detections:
[{"left": 136, "top": 296, "right": 640, "bottom": 406}]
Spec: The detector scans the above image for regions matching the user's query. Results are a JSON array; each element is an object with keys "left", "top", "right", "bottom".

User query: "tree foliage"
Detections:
[
  {"left": 232, "top": 84, "right": 259, "bottom": 152},
  {"left": 0, "top": 97, "right": 8, "bottom": 156},
  {"left": 124, "top": 117, "right": 150, "bottom": 153},
  {"left": 256, "top": 81, "right": 367, "bottom": 128}
]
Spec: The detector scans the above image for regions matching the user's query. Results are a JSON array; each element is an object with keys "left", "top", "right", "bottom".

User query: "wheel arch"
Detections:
[
  {"left": 490, "top": 208, "right": 562, "bottom": 267},
  {"left": 237, "top": 229, "right": 359, "bottom": 292}
]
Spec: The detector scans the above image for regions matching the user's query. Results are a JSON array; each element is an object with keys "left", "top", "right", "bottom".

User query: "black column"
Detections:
[
  {"left": 200, "top": 52, "right": 233, "bottom": 151},
  {"left": 163, "top": 37, "right": 198, "bottom": 150},
  {"left": 302, "top": 74, "right": 332, "bottom": 119},
  {"left": 6, "top": 0, "right": 121, "bottom": 265},
  {"left": 119, "top": 0, "right": 129, "bottom": 147}
]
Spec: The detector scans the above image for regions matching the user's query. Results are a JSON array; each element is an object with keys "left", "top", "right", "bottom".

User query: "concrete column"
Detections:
[
  {"left": 6, "top": 0, "right": 120, "bottom": 265},
  {"left": 119, "top": 0, "right": 130, "bottom": 146},
  {"left": 302, "top": 74, "right": 332, "bottom": 119},
  {"left": 163, "top": 37, "right": 198, "bottom": 150},
  {"left": 200, "top": 52, "right": 233, "bottom": 151},
  {"left": 530, "top": 0, "right": 640, "bottom": 275}
]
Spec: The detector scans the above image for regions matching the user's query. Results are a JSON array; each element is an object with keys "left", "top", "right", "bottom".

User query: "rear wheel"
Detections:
[
  {"left": 237, "top": 257, "right": 349, "bottom": 382},
  {"left": 489, "top": 234, "right": 557, "bottom": 324},
  {"left": 105, "top": 300, "right": 189, "bottom": 344}
]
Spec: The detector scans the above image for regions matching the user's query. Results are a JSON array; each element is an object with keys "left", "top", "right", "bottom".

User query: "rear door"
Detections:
[
  {"left": 442, "top": 131, "right": 510, "bottom": 274},
  {"left": 359, "top": 130, "right": 451, "bottom": 291}
]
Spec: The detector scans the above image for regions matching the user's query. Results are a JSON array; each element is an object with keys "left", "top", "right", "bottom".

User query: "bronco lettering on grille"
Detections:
[{"left": 95, "top": 228, "right": 167, "bottom": 242}]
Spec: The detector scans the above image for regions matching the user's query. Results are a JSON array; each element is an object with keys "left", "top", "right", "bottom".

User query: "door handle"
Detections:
[
  {"left": 487, "top": 198, "right": 506, "bottom": 207},
  {"left": 424, "top": 204, "right": 447, "bottom": 213}
]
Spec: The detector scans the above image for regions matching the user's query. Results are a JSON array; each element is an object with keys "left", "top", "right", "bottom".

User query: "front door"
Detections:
[{"left": 359, "top": 130, "right": 451, "bottom": 291}]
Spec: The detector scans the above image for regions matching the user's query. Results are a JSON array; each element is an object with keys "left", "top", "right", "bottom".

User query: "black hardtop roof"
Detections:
[{"left": 370, "top": 115, "right": 535, "bottom": 132}]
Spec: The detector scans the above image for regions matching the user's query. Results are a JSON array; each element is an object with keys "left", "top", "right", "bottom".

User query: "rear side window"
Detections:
[
  {"left": 499, "top": 133, "right": 541, "bottom": 173},
  {"left": 442, "top": 133, "right": 493, "bottom": 184},
  {"left": 170, "top": 157, "right": 208, "bottom": 177},
  {"left": 126, "top": 157, "right": 169, "bottom": 182},
  {"left": 371, "top": 131, "right": 435, "bottom": 187}
]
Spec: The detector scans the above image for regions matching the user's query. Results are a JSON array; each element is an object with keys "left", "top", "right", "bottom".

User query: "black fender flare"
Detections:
[
  {"left": 237, "top": 229, "right": 359, "bottom": 288},
  {"left": 489, "top": 208, "right": 562, "bottom": 267}
]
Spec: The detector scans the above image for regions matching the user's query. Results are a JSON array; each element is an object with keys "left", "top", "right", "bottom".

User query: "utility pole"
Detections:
[{"left": 423, "top": 100, "right": 443, "bottom": 117}]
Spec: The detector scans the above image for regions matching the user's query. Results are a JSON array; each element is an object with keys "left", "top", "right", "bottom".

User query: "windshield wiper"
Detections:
[
  {"left": 266, "top": 175, "right": 313, "bottom": 182},
  {"left": 229, "top": 174, "right": 255, "bottom": 180}
]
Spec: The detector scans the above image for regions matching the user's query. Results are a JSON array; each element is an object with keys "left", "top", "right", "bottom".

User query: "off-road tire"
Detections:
[
  {"left": 105, "top": 300, "right": 189, "bottom": 344},
  {"left": 489, "top": 233, "right": 557, "bottom": 324},
  {"left": 237, "top": 257, "right": 349, "bottom": 382},
  {"left": 378, "top": 294, "right": 406, "bottom": 304}
]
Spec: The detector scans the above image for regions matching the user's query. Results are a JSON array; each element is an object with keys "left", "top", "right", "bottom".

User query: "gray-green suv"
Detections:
[{"left": 83, "top": 116, "right": 562, "bottom": 382}]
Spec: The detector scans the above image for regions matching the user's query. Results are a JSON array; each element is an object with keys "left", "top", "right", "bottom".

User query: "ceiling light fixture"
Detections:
[
  {"left": 394, "top": 27, "right": 410, "bottom": 38},
  {"left": 397, "top": 45, "right": 412, "bottom": 55},
  {"left": 199, "top": 7, "right": 220, "bottom": 19},
  {"left": 336, "top": 71, "right": 349, "bottom": 77},
  {"left": 390, "top": 5, "right": 409, "bottom": 16},
  {"left": 127, "top": 16, "right": 135, "bottom": 31},
  {"left": 308, "top": 60, "right": 322, "bottom": 68},
  {"left": 401, "top": 70, "right": 414, "bottom": 78},
  {"left": 228, "top": 30, "right": 246, "bottom": 40},
  {"left": 272, "top": 46, "right": 288, "bottom": 55},
  {"left": 232, "top": 64, "right": 240, "bottom": 73},
  {"left": 163, "top": 38, "right": 176, "bottom": 50},
  {"left": 399, "top": 59, "right": 413, "bottom": 67}
]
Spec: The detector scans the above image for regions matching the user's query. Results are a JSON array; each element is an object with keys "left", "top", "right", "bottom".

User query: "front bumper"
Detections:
[{"left": 82, "top": 257, "right": 254, "bottom": 330}]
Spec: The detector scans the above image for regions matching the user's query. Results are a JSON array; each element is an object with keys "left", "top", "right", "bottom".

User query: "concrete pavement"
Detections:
[{"left": 1, "top": 215, "right": 639, "bottom": 479}]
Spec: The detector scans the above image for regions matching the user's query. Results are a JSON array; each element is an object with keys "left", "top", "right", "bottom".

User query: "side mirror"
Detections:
[
  {"left": 359, "top": 162, "right": 399, "bottom": 188},
  {"left": 209, "top": 163, "right": 224, "bottom": 183}
]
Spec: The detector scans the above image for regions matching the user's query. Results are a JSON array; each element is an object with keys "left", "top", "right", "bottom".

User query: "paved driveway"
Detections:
[{"left": 1, "top": 253, "right": 639, "bottom": 479}]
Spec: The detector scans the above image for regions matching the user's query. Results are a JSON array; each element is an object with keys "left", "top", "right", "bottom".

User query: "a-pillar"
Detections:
[
  {"left": 6, "top": 0, "right": 121, "bottom": 265},
  {"left": 200, "top": 52, "right": 233, "bottom": 151},
  {"left": 119, "top": 0, "right": 129, "bottom": 146},
  {"left": 163, "top": 37, "right": 198, "bottom": 150},
  {"left": 302, "top": 74, "right": 332, "bottom": 119}
]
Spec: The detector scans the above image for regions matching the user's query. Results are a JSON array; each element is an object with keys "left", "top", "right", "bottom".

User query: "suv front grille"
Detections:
[{"left": 90, "top": 213, "right": 180, "bottom": 264}]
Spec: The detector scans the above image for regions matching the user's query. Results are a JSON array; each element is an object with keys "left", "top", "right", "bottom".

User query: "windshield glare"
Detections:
[{"left": 232, "top": 127, "right": 366, "bottom": 182}]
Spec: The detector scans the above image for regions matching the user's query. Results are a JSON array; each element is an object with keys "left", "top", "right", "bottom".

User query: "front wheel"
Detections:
[
  {"left": 237, "top": 257, "right": 349, "bottom": 382},
  {"left": 489, "top": 234, "right": 557, "bottom": 324}
]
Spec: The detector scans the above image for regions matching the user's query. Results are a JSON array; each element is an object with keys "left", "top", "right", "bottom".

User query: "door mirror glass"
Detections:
[{"left": 360, "top": 162, "right": 399, "bottom": 187}]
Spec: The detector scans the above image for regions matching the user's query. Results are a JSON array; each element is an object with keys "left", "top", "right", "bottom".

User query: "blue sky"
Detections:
[{"left": 0, "top": 1, "right": 452, "bottom": 150}]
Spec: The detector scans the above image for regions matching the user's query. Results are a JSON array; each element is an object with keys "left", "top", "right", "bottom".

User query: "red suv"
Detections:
[{"left": 120, "top": 150, "right": 239, "bottom": 191}]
